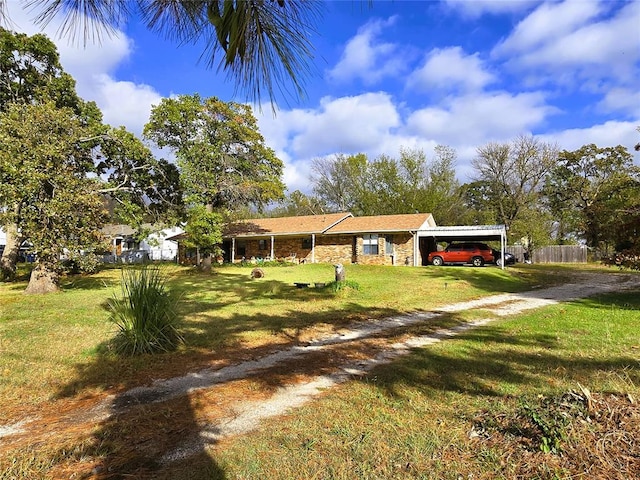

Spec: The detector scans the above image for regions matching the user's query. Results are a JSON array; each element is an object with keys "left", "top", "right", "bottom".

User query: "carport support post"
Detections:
[{"left": 501, "top": 228, "right": 505, "bottom": 270}]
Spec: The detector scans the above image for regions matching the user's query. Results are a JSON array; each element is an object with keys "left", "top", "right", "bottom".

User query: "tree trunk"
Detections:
[
  {"left": 1, "top": 222, "right": 22, "bottom": 281},
  {"left": 201, "top": 253, "right": 212, "bottom": 273},
  {"left": 25, "top": 264, "right": 60, "bottom": 294}
]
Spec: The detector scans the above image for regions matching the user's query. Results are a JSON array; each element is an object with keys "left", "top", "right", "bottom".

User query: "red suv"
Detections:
[{"left": 428, "top": 243, "right": 494, "bottom": 267}]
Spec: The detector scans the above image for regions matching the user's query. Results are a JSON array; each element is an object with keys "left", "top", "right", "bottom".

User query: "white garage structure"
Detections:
[{"left": 415, "top": 224, "right": 508, "bottom": 269}]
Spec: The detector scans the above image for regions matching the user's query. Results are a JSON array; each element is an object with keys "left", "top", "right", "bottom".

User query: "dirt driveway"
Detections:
[{"left": 2, "top": 270, "right": 639, "bottom": 475}]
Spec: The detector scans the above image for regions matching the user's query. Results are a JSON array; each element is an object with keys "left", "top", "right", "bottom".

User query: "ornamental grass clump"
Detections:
[{"left": 108, "top": 267, "right": 183, "bottom": 355}]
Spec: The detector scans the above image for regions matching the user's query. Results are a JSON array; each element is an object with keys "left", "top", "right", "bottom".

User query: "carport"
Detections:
[{"left": 415, "top": 225, "right": 507, "bottom": 269}]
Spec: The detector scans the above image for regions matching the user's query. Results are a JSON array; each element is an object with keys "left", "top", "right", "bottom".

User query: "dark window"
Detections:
[
  {"left": 302, "top": 237, "right": 312, "bottom": 249},
  {"left": 363, "top": 234, "right": 379, "bottom": 255},
  {"left": 258, "top": 239, "right": 267, "bottom": 250},
  {"left": 385, "top": 235, "right": 394, "bottom": 254},
  {"left": 237, "top": 241, "right": 246, "bottom": 257}
]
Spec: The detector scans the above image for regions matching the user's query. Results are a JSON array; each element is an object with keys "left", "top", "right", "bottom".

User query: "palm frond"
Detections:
[{"left": 25, "top": 0, "right": 130, "bottom": 44}]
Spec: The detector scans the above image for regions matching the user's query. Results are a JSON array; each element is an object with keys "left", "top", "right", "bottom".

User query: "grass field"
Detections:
[
  {"left": 1, "top": 263, "right": 638, "bottom": 478},
  {"left": 208, "top": 289, "right": 640, "bottom": 480}
]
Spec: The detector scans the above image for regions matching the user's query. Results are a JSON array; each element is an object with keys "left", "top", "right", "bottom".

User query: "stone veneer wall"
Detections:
[
  {"left": 352, "top": 233, "right": 416, "bottom": 266},
  {"left": 314, "top": 235, "right": 353, "bottom": 264}
]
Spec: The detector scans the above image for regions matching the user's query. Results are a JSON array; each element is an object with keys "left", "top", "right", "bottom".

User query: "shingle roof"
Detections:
[
  {"left": 324, "top": 213, "right": 436, "bottom": 234},
  {"left": 223, "top": 212, "right": 353, "bottom": 237}
]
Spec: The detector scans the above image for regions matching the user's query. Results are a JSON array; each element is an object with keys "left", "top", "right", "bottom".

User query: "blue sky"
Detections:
[{"left": 5, "top": 0, "right": 640, "bottom": 194}]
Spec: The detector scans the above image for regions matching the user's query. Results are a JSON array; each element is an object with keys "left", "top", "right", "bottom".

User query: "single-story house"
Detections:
[{"left": 173, "top": 212, "right": 443, "bottom": 266}]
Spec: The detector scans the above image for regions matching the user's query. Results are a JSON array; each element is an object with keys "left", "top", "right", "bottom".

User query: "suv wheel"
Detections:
[
  {"left": 472, "top": 256, "right": 484, "bottom": 267},
  {"left": 431, "top": 256, "right": 444, "bottom": 266}
]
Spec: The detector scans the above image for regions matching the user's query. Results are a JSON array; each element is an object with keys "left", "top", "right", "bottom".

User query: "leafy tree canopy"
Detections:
[
  {"left": 545, "top": 144, "right": 639, "bottom": 252},
  {"left": 0, "top": 27, "right": 81, "bottom": 111},
  {"left": 310, "top": 147, "right": 463, "bottom": 222},
  {"left": 144, "top": 94, "right": 284, "bottom": 271},
  {"left": 144, "top": 94, "right": 284, "bottom": 212}
]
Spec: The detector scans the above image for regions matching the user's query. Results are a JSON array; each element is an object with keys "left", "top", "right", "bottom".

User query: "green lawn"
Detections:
[
  {"left": 1, "top": 263, "right": 637, "bottom": 479},
  {"left": 209, "top": 290, "right": 640, "bottom": 480},
  {"left": 0, "top": 262, "right": 546, "bottom": 418}
]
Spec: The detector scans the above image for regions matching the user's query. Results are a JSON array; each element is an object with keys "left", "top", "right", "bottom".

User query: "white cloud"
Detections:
[
  {"left": 493, "top": 0, "right": 603, "bottom": 56},
  {"left": 257, "top": 93, "right": 404, "bottom": 193},
  {"left": 597, "top": 88, "right": 640, "bottom": 118},
  {"left": 443, "top": 0, "right": 537, "bottom": 18},
  {"left": 326, "top": 16, "right": 407, "bottom": 85},
  {"left": 406, "top": 91, "right": 558, "bottom": 146},
  {"left": 494, "top": 1, "right": 640, "bottom": 86},
  {"left": 539, "top": 120, "right": 640, "bottom": 160},
  {"left": 5, "top": 2, "right": 160, "bottom": 136},
  {"left": 407, "top": 46, "right": 495, "bottom": 94},
  {"left": 91, "top": 75, "right": 162, "bottom": 135}
]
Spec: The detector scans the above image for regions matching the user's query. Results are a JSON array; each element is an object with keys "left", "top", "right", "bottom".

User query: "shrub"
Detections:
[
  {"left": 108, "top": 267, "right": 183, "bottom": 355},
  {"left": 602, "top": 248, "right": 640, "bottom": 271},
  {"left": 329, "top": 279, "right": 361, "bottom": 293},
  {"left": 61, "top": 252, "right": 102, "bottom": 274}
]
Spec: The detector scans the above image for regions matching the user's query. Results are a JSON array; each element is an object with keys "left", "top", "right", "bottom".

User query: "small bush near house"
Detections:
[{"left": 108, "top": 266, "right": 183, "bottom": 355}]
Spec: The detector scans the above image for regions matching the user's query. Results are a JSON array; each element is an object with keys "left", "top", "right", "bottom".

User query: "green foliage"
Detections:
[
  {"left": 0, "top": 27, "right": 82, "bottom": 112},
  {"left": 184, "top": 206, "right": 223, "bottom": 255},
  {"left": 329, "top": 279, "right": 361, "bottom": 293},
  {"left": 61, "top": 251, "right": 103, "bottom": 275},
  {"left": 108, "top": 267, "right": 183, "bottom": 355},
  {"left": 0, "top": 29, "right": 181, "bottom": 291},
  {"left": 310, "top": 147, "right": 462, "bottom": 219},
  {"left": 545, "top": 144, "right": 640, "bottom": 252},
  {"left": 144, "top": 94, "right": 285, "bottom": 211},
  {"left": 0, "top": 101, "right": 108, "bottom": 271}
]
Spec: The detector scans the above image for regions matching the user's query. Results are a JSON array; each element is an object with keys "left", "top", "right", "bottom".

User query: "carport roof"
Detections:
[{"left": 417, "top": 225, "right": 506, "bottom": 242}]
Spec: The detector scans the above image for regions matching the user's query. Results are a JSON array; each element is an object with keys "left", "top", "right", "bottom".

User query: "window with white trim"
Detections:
[{"left": 362, "top": 234, "right": 379, "bottom": 255}]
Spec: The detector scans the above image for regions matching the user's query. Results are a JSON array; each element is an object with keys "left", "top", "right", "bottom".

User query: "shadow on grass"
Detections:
[
  {"left": 48, "top": 267, "right": 635, "bottom": 477},
  {"left": 368, "top": 292, "right": 640, "bottom": 401},
  {"left": 52, "top": 273, "right": 402, "bottom": 478}
]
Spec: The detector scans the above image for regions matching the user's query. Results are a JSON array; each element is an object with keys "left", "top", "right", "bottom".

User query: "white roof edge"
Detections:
[{"left": 417, "top": 225, "right": 506, "bottom": 236}]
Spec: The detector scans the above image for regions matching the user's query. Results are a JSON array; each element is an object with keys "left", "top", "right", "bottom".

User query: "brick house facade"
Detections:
[{"left": 186, "top": 212, "right": 438, "bottom": 267}]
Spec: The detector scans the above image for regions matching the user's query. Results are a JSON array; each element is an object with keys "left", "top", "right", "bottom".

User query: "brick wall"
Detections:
[{"left": 228, "top": 232, "right": 419, "bottom": 266}]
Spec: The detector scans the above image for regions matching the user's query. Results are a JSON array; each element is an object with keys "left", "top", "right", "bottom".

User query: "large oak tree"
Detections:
[{"left": 144, "top": 94, "right": 285, "bottom": 271}]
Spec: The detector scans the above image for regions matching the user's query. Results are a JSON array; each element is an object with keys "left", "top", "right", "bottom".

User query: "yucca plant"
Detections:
[{"left": 108, "top": 267, "right": 183, "bottom": 355}]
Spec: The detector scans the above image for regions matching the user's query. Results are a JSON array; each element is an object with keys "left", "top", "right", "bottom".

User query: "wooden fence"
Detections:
[{"left": 507, "top": 245, "right": 588, "bottom": 264}]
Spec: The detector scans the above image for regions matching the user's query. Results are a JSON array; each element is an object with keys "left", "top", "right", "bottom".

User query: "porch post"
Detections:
[
  {"left": 231, "top": 237, "right": 236, "bottom": 263},
  {"left": 312, "top": 234, "right": 316, "bottom": 263},
  {"left": 413, "top": 232, "right": 419, "bottom": 267},
  {"left": 270, "top": 235, "right": 275, "bottom": 260}
]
